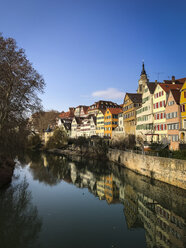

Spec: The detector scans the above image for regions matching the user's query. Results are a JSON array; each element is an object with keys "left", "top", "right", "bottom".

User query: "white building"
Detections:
[{"left": 136, "top": 82, "right": 156, "bottom": 142}]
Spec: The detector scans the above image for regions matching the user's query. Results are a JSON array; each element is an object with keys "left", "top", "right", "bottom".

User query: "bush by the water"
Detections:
[
  {"left": 46, "top": 129, "right": 67, "bottom": 149},
  {"left": 27, "top": 134, "right": 42, "bottom": 149}
]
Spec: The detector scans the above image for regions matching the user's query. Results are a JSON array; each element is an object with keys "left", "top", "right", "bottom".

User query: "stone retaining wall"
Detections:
[{"left": 107, "top": 149, "right": 186, "bottom": 190}]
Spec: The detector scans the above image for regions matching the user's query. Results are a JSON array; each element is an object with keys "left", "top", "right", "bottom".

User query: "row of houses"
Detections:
[
  {"left": 57, "top": 102, "right": 123, "bottom": 138},
  {"left": 48, "top": 63, "right": 186, "bottom": 150}
]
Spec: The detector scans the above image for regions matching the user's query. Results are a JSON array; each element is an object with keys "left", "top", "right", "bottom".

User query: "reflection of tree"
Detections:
[
  {"left": 27, "top": 153, "right": 71, "bottom": 186},
  {"left": 0, "top": 179, "right": 42, "bottom": 248}
]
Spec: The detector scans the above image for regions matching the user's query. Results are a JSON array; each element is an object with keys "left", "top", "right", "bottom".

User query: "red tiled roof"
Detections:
[
  {"left": 107, "top": 108, "right": 123, "bottom": 114},
  {"left": 163, "top": 77, "right": 186, "bottom": 84},
  {"left": 159, "top": 83, "right": 183, "bottom": 93},
  {"left": 169, "top": 89, "right": 181, "bottom": 105},
  {"left": 59, "top": 107, "right": 75, "bottom": 119},
  {"left": 177, "top": 77, "right": 186, "bottom": 84},
  {"left": 88, "top": 100, "right": 120, "bottom": 111}
]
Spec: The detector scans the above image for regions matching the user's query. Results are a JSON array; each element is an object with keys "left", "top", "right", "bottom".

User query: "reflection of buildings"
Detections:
[
  {"left": 138, "top": 193, "right": 157, "bottom": 248},
  {"left": 104, "top": 175, "right": 119, "bottom": 204},
  {"left": 97, "top": 176, "right": 105, "bottom": 200},
  {"left": 155, "top": 204, "right": 186, "bottom": 248},
  {"left": 39, "top": 155, "right": 186, "bottom": 248},
  {"left": 123, "top": 185, "right": 142, "bottom": 229}
]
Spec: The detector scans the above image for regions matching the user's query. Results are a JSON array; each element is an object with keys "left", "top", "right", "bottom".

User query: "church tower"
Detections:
[{"left": 137, "top": 62, "right": 149, "bottom": 93}]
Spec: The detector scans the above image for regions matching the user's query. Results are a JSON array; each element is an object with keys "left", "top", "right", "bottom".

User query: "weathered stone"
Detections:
[{"left": 108, "top": 149, "right": 186, "bottom": 190}]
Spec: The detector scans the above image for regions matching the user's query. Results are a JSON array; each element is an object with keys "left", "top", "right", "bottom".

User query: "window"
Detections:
[
  {"left": 184, "top": 91, "right": 186, "bottom": 98},
  {"left": 183, "top": 119, "right": 186, "bottom": 129},
  {"left": 172, "top": 135, "right": 179, "bottom": 142},
  {"left": 168, "top": 101, "right": 174, "bottom": 106}
]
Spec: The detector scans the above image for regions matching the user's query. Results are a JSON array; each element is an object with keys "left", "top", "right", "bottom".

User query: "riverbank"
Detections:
[
  {"left": 45, "top": 146, "right": 108, "bottom": 160},
  {"left": 45, "top": 147, "right": 186, "bottom": 190},
  {"left": 0, "top": 158, "right": 15, "bottom": 188}
]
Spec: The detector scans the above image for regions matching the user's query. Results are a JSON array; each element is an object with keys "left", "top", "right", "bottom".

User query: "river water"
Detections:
[{"left": 0, "top": 152, "right": 185, "bottom": 248}]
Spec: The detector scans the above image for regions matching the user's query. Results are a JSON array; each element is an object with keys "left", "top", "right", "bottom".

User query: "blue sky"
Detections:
[{"left": 1, "top": 0, "right": 186, "bottom": 111}]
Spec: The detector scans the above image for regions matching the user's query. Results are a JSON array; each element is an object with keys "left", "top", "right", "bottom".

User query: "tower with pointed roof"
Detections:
[{"left": 137, "top": 62, "right": 149, "bottom": 94}]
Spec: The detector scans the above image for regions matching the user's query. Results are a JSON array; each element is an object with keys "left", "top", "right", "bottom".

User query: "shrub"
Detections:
[
  {"left": 46, "top": 129, "right": 67, "bottom": 149},
  {"left": 27, "top": 134, "right": 42, "bottom": 149}
]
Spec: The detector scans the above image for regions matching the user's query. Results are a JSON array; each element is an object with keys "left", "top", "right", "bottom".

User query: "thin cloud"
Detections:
[{"left": 92, "top": 88, "right": 125, "bottom": 100}]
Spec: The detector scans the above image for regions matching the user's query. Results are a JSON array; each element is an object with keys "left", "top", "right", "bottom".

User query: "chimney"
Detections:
[
  {"left": 172, "top": 76, "right": 175, "bottom": 81},
  {"left": 155, "top": 80, "right": 158, "bottom": 84}
]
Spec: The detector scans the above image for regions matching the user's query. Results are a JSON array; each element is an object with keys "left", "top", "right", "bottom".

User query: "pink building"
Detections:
[{"left": 165, "top": 89, "right": 181, "bottom": 150}]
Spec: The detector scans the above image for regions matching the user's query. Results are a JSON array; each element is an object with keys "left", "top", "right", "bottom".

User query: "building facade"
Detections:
[
  {"left": 88, "top": 100, "right": 120, "bottom": 116},
  {"left": 112, "top": 112, "right": 125, "bottom": 141},
  {"left": 104, "top": 108, "right": 123, "bottom": 138},
  {"left": 123, "top": 93, "right": 142, "bottom": 136},
  {"left": 74, "top": 105, "right": 89, "bottom": 117},
  {"left": 165, "top": 89, "right": 181, "bottom": 150},
  {"left": 136, "top": 82, "right": 156, "bottom": 142},
  {"left": 180, "top": 81, "right": 186, "bottom": 143},
  {"left": 96, "top": 110, "right": 105, "bottom": 137},
  {"left": 153, "top": 83, "right": 182, "bottom": 142}
]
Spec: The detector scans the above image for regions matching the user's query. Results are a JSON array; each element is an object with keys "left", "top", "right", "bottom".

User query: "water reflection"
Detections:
[
  {"left": 0, "top": 178, "right": 42, "bottom": 248},
  {"left": 24, "top": 153, "right": 186, "bottom": 248}
]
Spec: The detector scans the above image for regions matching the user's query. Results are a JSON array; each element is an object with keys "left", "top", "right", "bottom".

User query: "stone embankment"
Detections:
[
  {"left": 108, "top": 149, "right": 186, "bottom": 190},
  {"left": 0, "top": 159, "right": 15, "bottom": 188},
  {"left": 45, "top": 147, "right": 186, "bottom": 190}
]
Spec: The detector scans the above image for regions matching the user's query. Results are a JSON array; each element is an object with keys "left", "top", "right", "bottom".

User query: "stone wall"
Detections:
[{"left": 107, "top": 149, "right": 186, "bottom": 190}]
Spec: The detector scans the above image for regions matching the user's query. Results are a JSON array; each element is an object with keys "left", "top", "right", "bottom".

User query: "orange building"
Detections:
[
  {"left": 104, "top": 108, "right": 123, "bottom": 138},
  {"left": 104, "top": 175, "right": 119, "bottom": 204}
]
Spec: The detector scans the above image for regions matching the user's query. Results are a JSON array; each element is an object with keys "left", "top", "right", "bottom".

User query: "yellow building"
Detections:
[
  {"left": 96, "top": 176, "right": 105, "bottom": 200},
  {"left": 180, "top": 81, "right": 186, "bottom": 142},
  {"left": 104, "top": 108, "right": 122, "bottom": 138},
  {"left": 123, "top": 93, "right": 142, "bottom": 135},
  {"left": 96, "top": 110, "right": 105, "bottom": 137}
]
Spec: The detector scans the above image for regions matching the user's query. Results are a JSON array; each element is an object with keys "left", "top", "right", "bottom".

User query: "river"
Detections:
[{"left": 0, "top": 152, "right": 185, "bottom": 248}]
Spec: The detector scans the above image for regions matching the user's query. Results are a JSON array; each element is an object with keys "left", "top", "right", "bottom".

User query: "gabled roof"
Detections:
[
  {"left": 107, "top": 108, "right": 123, "bottom": 115},
  {"left": 88, "top": 100, "right": 120, "bottom": 110},
  {"left": 146, "top": 82, "right": 157, "bottom": 94},
  {"left": 163, "top": 77, "right": 186, "bottom": 84},
  {"left": 59, "top": 107, "right": 75, "bottom": 119},
  {"left": 177, "top": 77, "right": 186, "bottom": 84},
  {"left": 97, "top": 109, "right": 106, "bottom": 115},
  {"left": 126, "top": 93, "right": 142, "bottom": 103},
  {"left": 159, "top": 83, "right": 183, "bottom": 93},
  {"left": 74, "top": 116, "right": 84, "bottom": 124},
  {"left": 169, "top": 89, "right": 181, "bottom": 105},
  {"left": 63, "top": 122, "right": 71, "bottom": 131}
]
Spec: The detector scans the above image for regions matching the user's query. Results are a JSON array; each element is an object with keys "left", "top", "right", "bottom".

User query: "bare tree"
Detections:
[
  {"left": 29, "top": 110, "right": 59, "bottom": 135},
  {"left": 0, "top": 34, "right": 45, "bottom": 155}
]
